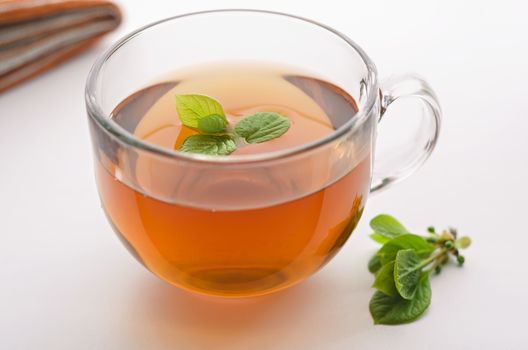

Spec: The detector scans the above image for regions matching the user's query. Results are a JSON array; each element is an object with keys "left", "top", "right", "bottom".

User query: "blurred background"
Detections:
[{"left": 1, "top": 0, "right": 526, "bottom": 349}]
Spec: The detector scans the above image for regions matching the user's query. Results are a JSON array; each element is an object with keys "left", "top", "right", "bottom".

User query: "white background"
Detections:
[{"left": 1, "top": 0, "right": 527, "bottom": 349}]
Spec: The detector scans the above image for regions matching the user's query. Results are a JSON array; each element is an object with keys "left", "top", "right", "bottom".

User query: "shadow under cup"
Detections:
[{"left": 86, "top": 10, "right": 382, "bottom": 297}]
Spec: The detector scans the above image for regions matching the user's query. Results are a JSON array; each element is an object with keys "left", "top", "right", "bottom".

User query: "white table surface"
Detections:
[{"left": 1, "top": 0, "right": 527, "bottom": 349}]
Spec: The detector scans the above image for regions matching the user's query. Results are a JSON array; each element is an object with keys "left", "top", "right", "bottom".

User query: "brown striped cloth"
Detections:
[{"left": 0, "top": 0, "right": 121, "bottom": 92}]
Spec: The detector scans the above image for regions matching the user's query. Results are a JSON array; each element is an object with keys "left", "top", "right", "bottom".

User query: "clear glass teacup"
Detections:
[{"left": 85, "top": 10, "right": 441, "bottom": 297}]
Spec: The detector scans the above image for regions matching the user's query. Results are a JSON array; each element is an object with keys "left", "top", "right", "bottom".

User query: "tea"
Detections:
[{"left": 94, "top": 63, "right": 371, "bottom": 296}]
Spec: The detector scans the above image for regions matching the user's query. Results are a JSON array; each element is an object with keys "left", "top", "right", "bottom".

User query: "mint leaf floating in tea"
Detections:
[
  {"left": 180, "top": 135, "right": 236, "bottom": 156},
  {"left": 367, "top": 214, "right": 472, "bottom": 325},
  {"left": 198, "top": 114, "right": 227, "bottom": 133},
  {"left": 175, "top": 94, "right": 227, "bottom": 130},
  {"left": 175, "top": 94, "right": 292, "bottom": 155},
  {"left": 234, "top": 112, "right": 290, "bottom": 144}
]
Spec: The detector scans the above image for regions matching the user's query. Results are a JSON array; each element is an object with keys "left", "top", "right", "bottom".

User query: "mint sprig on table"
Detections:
[
  {"left": 175, "top": 94, "right": 290, "bottom": 155},
  {"left": 368, "top": 214, "right": 471, "bottom": 325}
]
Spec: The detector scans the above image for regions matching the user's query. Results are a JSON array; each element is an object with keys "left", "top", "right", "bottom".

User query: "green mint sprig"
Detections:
[
  {"left": 175, "top": 94, "right": 290, "bottom": 155},
  {"left": 367, "top": 214, "right": 471, "bottom": 325}
]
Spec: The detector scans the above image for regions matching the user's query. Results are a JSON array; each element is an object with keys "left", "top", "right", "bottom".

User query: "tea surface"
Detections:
[{"left": 96, "top": 62, "right": 371, "bottom": 296}]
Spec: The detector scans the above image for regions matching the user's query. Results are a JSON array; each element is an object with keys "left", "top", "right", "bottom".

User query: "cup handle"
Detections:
[{"left": 370, "top": 74, "right": 442, "bottom": 193}]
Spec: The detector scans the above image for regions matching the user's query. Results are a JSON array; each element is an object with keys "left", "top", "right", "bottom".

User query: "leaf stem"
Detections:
[
  {"left": 425, "top": 255, "right": 446, "bottom": 276},
  {"left": 418, "top": 248, "right": 448, "bottom": 270}
]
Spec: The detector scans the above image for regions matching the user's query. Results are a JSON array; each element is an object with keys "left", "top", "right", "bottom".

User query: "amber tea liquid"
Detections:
[{"left": 95, "top": 63, "right": 371, "bottom": 296}]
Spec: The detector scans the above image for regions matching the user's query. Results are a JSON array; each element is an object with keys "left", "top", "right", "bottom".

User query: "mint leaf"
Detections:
[
  {"left": 370, "top": 233, "right": 392, "bottom": 245},
  {"left": 180, "top": 135, "right": 236, "bottom": 156},
  {"left": 368, "top": 255, "right": 382, "bottom": 274},
  {"left": 197, "top": 114, "right": 227, "bottom": 133},
  {"left": 377, "top": 234, "right": 434, "bottom": 265},
  {"left": 394, "top": 249, "right": 422, "bottom": 300},
  {"left": 176, "top": 94, "right": 227, "bottom": 129},
  {"left": 369, "top": 274, "right": 432, "bottom": 325},
  {"left": 234, "top": 112, "right": 290, "bottom": 143},
  {"left": 455, "top": 236, "right": 471, "bottom": 249},
  {"left": 370, "top": 214, "right": 409, "bottom": 240},
  {"left": 372, "top": 261, "right": 397, "bottom": 296}
]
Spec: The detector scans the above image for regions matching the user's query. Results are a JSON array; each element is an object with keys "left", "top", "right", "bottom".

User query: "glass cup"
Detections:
[{"left": 85, "top": 10, "right": 441, "bottom": 297}]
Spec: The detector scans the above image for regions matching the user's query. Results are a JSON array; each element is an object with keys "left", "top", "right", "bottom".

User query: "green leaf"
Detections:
[
  {"left": 369, "top": 274, "right": 432, "bottom": 325},
  {"left": 369, "top": 214, "right": 409, "bottom": 240},
  {"left": 394, "top": 249, "right": 423, "bottom": 300},
  {"left": 455, "top": 236, "right": 472, "bottom": 249},
  {"left": 370, "top": 233, "right": 392, "bottom": 244},
  {"left": 377, "top": 234, "right": 434, "bottom": 265},
  {"left": 368, "top": 255, "right": 382, "bottom": 274},
  {"left": 234, "top": 112, "right": 290, "bottom": 143},
  {"left": 180, "top": 135, "right": 236, "bottom": 156},
  {"left": 175, "top": 94, "right": 226, "bottom": 128},
  {"left": 372, "top": 261, "right": 398, "bottom": 296},
  {"left": 197, "top": 114, "right": 227, "bottom": 133}
]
